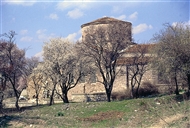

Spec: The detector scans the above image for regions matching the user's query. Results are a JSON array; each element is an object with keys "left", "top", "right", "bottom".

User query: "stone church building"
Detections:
[
  {"left": 26, "top": 17, "right": 168, "bottom": 102},
  {"left": 68, "top": 17, "right": 159, "bottom": 101}
]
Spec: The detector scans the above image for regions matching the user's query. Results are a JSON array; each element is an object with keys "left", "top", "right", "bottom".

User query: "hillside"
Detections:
[{"left": 0, "top": 94, "right": 190, "bottom": 128}]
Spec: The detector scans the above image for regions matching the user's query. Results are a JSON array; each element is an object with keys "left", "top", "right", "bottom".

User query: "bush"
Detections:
[
  {"left": 138, "top": 81, "right": 159, "bottom": 97},
  {"left": 111, "top": 90, "right": 131, "bottom": 101},
  {"left": 55, "top": 111, "right": 64, "bottom": 117},
  {"left": 111, "top": 82, "right": 159, "bottom": 100}
]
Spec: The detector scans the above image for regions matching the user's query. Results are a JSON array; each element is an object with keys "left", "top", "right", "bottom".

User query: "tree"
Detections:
[
  {"left": 42, "top": 38, "right": 90, "bottom": 104},
  {"left": 0, "top": 44, "right": 8, "bottom": 110},
  {"left": 153, "top": 23, "right": 190, "bottom": 95},
  {"left": 25, "top": 57, "right": 40, "bottom": 76},
  {"left": 0, "top": 71, "right": 7, "bottom": 110},
  {"left": 80, "top": 23, "right": 132, "bottom": 102},
  {"left": 0, "top": 31, "right": 27, "bottom": 110},
  {"left": 29, "top": 71, "right": 44, "bottom": 106},
  {"left": 126, "top": 44, "right": 153, "bottom": 98},
  {"left": 26, "top": 57, "right": 42, "bottom": 105},
  {"left": 33, "top": 61, "right": 58, "bottom": 106}
]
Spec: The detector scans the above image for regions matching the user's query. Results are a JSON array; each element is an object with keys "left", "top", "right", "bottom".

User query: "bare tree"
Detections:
[
  {"left": 29, "top": 72, "right": 44, "bottom": 106},
  {"left": 80, "top": 23, "right": 132, "bottom": 102},
  {"left": 33, "top": 61, "right": 57, "bottom": 106},
  {"left": 26, "top": 57, "right": 42, "bottom": 105},
  {"left": 25, "top": 57, "right": 40, "bottom": 76},
  {"left": 42, "top": 38, "right": 90, "bottom": 103},
  {"left": 0, "top": 31, "right": 27, "bottom": 110},
  {"left": 153, "top": 23, "right": 190, "bottom": 95},
  {"left": 0, "top": 73, "right": 7, "bottom": 110},
  {"left": 0, "top": 42, "right": 8, "bottom": 110},
  {"left": 126, "top": 44, "right": 153, "bottom": 98}
]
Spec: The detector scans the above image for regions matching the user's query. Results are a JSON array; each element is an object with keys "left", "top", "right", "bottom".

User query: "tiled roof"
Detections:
[
  {"left": 124, "top": 43, "right": 156, "bottom": 53},
  {"left": 91, "top": 17, "right": 122, "bottom": 22},
  {"left": 116, "top": 43, "right": 156, "bottom": 65},
  {"left": 117, "top": 56, "right": 152, "bottom": 66},
  {"left": 81, "top": 17, "right": 131, "bottom": 28}
]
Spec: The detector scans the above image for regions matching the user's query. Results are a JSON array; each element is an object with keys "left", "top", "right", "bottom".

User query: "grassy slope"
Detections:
[{"left": 0, "top": 94, "right": 190, "bottom": 128}]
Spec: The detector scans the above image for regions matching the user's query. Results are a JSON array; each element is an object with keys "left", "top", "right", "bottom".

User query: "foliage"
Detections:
[
  {"left": 0, "top": 31, "right": 27, "bottom": 110},
  {"left": 55, "top": 111, "right": 64, "bottom": 117},
  {"left": 38, "top": 38, "right": 91, "bottom": 104},
  {"left": 153, "top": 23, "right": 190, "bottom": 95}
]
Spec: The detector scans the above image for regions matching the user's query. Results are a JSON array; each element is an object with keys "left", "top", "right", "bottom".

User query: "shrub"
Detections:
[
  {"left": 138, "top": 81, "right": 159, "bottom": 97},
  {"left": 111, "top": 90, "right": 131, "bottom": 101},
  {"left": 56, "top": 112, "right": 64, "bottom": 117}
]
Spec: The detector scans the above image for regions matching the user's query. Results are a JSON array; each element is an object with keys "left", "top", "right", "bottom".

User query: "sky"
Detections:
[{"left": 0, "top": 0, "right": 189, "bottom": 58}]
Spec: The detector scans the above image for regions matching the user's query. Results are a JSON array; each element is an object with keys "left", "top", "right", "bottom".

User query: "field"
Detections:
[{"left": 0, "top": 94, "right": 190, "bottom": 128}]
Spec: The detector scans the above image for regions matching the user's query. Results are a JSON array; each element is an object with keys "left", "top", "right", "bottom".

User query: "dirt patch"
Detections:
[
  {"left": 151, "top": 113, "right": 185, "bottom": 128},
  {"left": 79, "top": 111, "right": 124, "bottom": 122}
]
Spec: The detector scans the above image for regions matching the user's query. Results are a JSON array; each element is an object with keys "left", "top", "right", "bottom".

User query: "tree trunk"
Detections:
[
  {"left": 174, "top": 74, "right": 179, "bottom": 95},
  {"left": 36, "top": 96, "right": 39, "bottom": 106},
  {"left": 105, "top": 81, "right": 114, "bottom": 102},
  {"left": 135, "top": 75, "right": 143, "bottom": 98},
  {"left": 135, "top": 86, "right": 139, "bottom": 98},
  {"left": 9, "top": 77, "right": 20, "bottom": 110},
  {"left": 62, "top": 91, "right": 69, "bottom": 103},
  {"left": 130, "top": 72, "right": 137, "bottom": 99},
  {"left": 131, "top": 86, "right": 135, "bottom": 98},
  {"left": 15, "top": 97, "right": 20, "bottom": 110},
  {"left": 187, "top": 73, "right": 190, "bottom": 97},
  {"left": 106, "top": 90, "right": 111, "bottom": 102},
  {"left": 15, "top": 90, "right": 20, "bottom": 110},
  {"left": 0, "top": 101, "right": 2, "bottom": 110},
  {"left": 0, "top": 92, "right": 4, "bottom": 110},
  {"left": 49, "top": 83, "right": 57, "bottom": 106},
  {"left": 49, "top": 90, "right": 55, "bottom": 106},
  {"left": 49, "top": 95, "right": 54, "bottom": 106},
  {"left": 126, "top": 65, "right": 129, "bottom": 89}
]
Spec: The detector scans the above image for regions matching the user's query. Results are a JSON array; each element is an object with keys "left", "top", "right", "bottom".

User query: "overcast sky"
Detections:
[{"left": 1, "top": 0, "right": 189, "bottom": 58}]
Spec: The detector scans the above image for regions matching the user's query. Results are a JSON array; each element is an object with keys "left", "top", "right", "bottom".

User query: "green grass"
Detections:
[{"left": 0, "top": 94, "right": 190, "bottom": 128}]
